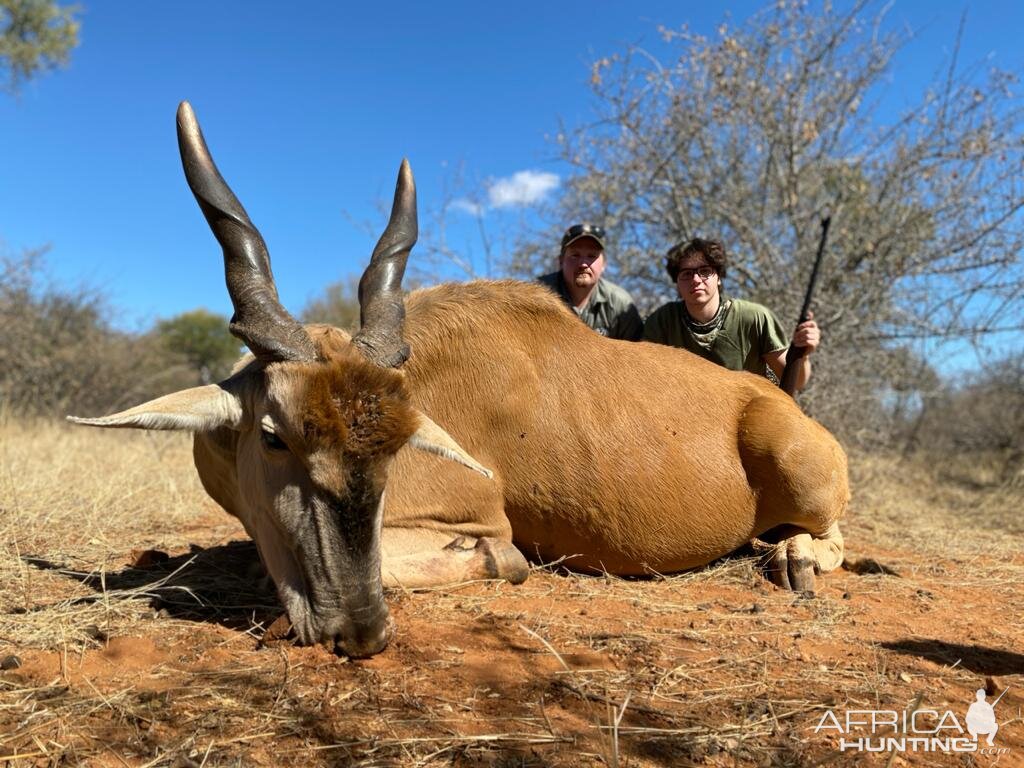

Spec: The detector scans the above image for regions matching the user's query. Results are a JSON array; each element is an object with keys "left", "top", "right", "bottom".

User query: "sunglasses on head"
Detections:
[{"left": 563, "top": 224, "right": 605, "bottom": 241}]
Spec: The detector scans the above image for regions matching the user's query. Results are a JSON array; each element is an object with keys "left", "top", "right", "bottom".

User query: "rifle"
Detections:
[{"left": 780, "top": 215, "right": 831, "bottom": 396}]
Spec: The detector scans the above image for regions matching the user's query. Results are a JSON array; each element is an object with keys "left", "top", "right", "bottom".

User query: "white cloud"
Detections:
[
  {"left": 447, "top": 169, "right": 560, "bottom": 217},
  {"left": 450, "top": 198, "right": 484, "bottom": 216},
  {"left": 488, "top": 170, "right": 560, "bottom": 209}
]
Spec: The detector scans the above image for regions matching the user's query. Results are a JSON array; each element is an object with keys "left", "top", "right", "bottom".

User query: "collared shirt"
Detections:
[
  {"left": 643, "top": 297, "right": 788, "bottom": 376},
  {"left": 538, "top": 271, "right": 644, "bottom": 341}
]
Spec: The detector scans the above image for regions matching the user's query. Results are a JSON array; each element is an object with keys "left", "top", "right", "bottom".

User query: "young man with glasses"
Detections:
[
  {"left": 643, "top": 238, "right": 820, "bottom": 391},
  {"left": 538, "top": 224, "right": 644, "bottom": 341}
]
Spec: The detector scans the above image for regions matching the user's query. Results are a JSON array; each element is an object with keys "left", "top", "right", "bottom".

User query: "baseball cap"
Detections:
[{"left": 560, "top": 223, "right": 606, "bottom": 253}]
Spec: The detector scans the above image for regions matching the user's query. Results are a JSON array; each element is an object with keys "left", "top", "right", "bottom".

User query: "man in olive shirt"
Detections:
[
  {"left": 538, "top": 223, "right": 643, "bottom": 341},
  {"left": 644, "top": 238, "right": 820, "bottom": 391}
]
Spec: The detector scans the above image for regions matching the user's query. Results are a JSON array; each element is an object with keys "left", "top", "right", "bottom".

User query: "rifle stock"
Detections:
[{"left": 780, "top": 216, "right": 831, "bottom": 396}]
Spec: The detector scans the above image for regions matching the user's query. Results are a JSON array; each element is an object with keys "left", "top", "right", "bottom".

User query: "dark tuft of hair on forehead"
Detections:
[{"left": 299, "top": 347, "right": 418, "bottom": 463}]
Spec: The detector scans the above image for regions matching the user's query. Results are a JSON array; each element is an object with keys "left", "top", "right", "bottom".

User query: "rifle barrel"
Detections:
[
  {"left": 779, "top": 215, "right": 831, "bottom": 397},
  {"left": 798, "top": 216, "right": 831, "bottom": 323}
]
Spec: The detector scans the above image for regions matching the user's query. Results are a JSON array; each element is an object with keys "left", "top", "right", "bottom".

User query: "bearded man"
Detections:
[{"left": 538, "top": 223, "right": 643, "bottom": 341}]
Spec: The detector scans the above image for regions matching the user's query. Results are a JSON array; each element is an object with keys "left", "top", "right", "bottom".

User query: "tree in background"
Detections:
[
  {"left": 153, "top": 309, "right": 240, "bottom": 385},
  {"left": 911, "top": 353, "right": 1024, "bottom": 485},
  {"left": 299, "top": 272, "right": 438, "bottom": 332},
  {"left": 0, "top": 248, "right": 198, "bottom": 417},
  {"left": 0, "top": 0, "right": 79, "bottom": 92},
  {"left": 300, "top": 275, "right": 361, "bottom": 332},
  {"left": 510, "top": 1, "right": 1024, "bottom": 446},
  {"left": 1, "top": 2, "right": 103, "bottom": 418}
]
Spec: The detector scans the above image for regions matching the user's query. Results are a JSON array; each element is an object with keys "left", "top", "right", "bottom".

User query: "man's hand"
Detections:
[{"left": 792, "top": 310, "right": 820, "bottom": 354}]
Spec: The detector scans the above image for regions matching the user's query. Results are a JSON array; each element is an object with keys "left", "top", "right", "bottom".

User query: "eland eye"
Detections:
[{"left": 260, "top": 428, "right": 287, "bottom": 451}]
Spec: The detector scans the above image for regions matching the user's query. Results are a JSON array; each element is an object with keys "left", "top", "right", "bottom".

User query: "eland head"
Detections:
[{"left": 69, "top": 102, "right": 492, "bottom": 657}]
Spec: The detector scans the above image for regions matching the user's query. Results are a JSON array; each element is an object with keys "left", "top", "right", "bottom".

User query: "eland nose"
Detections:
[{"left": 325, "top": 609, "right": 392, "bottom": 659}]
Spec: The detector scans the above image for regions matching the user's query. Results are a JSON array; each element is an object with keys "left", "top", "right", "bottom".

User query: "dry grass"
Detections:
[
  {"left": 1, "top": 417, "right": 1022, "bottom": 767},
  {"left": 844, "top": 449, "right": 1024, "bottom": 582},
  {"left": 0, "top": 418, "right": 217, "bottom": 650}
]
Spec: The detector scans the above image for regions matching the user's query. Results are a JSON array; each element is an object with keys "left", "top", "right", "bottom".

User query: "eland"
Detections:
[{"left": 70, "top": 102, "right": 848, "bottom": 658}]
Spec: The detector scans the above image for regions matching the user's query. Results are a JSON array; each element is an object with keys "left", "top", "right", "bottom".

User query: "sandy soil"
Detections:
[{"left": 3, "top": 503, "right": 1022, "bottom": 767}]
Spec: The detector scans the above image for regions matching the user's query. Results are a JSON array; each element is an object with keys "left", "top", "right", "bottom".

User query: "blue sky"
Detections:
[{"left": 2, "top": 1, "right": 1022, "bottom": 346}]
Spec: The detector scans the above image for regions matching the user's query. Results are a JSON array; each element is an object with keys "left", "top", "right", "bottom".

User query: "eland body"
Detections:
[{"left": 71, "top": 103, "right": 848, "bottom": 658}]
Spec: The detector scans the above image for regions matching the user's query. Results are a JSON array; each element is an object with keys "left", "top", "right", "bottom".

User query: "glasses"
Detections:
[{"left": 677, "top": 266, "right": 716, "bottom": 282}]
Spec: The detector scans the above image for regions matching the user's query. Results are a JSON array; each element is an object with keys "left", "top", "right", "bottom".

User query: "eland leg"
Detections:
[
  {"left": 739, "top": 394, "right": 849, "bottom": 593},
  {"left": 754, "top": 522, "right": 844, "bottom": 593},
  {"left": 381, "top": 444, "right": 529, "bottom": 588},
  {"left": 381, "top": 528, "right": 529, "bottom": 589}
]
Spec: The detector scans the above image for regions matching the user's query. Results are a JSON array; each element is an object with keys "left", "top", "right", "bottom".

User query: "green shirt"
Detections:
[
  {"left": 538, "top": 272, "right": 643, "bottom": 341},
  {"left": 643, "top": 297, "right": 788, "bottom": 376}
]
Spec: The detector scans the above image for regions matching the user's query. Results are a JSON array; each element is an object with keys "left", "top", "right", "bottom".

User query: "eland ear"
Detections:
[
  {"left": 408, "top": 411, "right": 493, "bottom": 479},
  {"left": 68, "top": 383, "right": 244, "bottom": 432}
]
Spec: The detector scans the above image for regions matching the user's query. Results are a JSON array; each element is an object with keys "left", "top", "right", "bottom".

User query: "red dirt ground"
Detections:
[{"left": 2, "top": 505, "right": 1022, "bottom": 767}]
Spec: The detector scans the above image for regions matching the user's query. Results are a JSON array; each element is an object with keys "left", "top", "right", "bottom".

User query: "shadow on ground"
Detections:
[
  {"left": 880, "top": 638, "right": 1024, "bottom": 675},
  {"left": 21, "top": 540, "right": 278, "bottom": 631}
]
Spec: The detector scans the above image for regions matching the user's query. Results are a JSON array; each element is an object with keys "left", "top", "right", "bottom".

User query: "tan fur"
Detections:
[
  {"left": 74, "top": 275, "right": 849, "bottom": 649},
  {"left": 185, "top": 280, "right": 846, "bottom": 582},
  {"left": 349, "top": 279, "right": 849, "bottom": 576}
]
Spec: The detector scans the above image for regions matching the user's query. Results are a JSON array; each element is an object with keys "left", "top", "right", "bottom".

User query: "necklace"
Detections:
[{"left": 684, "top": 298, "right": 731, "bottom": 350}]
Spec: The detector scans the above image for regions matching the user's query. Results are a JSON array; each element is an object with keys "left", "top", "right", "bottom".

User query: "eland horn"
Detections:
[
  {"left": 351, "top": 160, "right": 417, "bottom": 368},
  {"left": 176, "top": 101, "right": 316, "bottom": 363}
]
